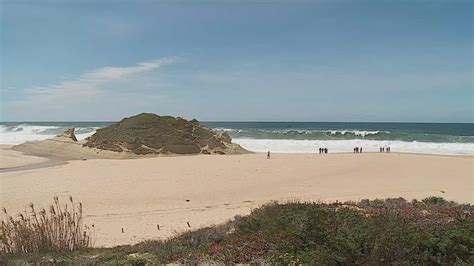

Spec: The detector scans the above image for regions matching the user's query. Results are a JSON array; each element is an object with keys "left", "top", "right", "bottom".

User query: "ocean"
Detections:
[{"left": 1, "top": 122, "right": 473, "bottom": 155}]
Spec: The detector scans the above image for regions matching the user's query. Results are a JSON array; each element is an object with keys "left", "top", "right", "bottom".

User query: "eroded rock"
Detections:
[{"left": 83, "top": 113, "right": 248, "bottom": 155}]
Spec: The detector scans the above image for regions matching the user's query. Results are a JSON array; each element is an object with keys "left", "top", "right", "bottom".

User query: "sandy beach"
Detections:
[
  {"left": 0, "top": 145, "right": 49, "bottom": 169},
  {"left": 1, "top": 146, "right": 473, "bottom": 247}
]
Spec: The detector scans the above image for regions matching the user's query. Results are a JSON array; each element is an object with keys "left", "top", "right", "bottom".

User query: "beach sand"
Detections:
[
  {"left": 0, "top": 145, "right": 48, "bottom": 168},
  {"left": 1, "top": 146, "right": 473, "bottom": 247}
]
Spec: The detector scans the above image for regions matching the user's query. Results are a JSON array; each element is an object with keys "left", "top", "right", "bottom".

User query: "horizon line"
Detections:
[{"left": 1, "top": 120, "right": 473, "bottom": 124}]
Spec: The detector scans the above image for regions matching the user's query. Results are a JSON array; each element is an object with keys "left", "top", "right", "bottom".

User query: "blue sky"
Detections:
[{"left": 1, "top": 0, "right": 472, "bottom": 122}]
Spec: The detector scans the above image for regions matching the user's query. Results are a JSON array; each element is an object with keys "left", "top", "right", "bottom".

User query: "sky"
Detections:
[{"left": 1, "top": 0, "right": 473, "bottom": 122}]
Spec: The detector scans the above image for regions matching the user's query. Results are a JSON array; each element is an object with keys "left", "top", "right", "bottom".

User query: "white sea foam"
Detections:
[
  {"left": 328, "top": 130, "right": 383, "bottom": 137},
  {"left": 214, "top": 128, "right": 385, "bottom": 137},
  {"left": 1, "top": 125, "right": 473, "bottom": 155},
  {"left": 0, "top": 125, "right": 97, "bottom": 145},
  {"left": 214, "top": 127, "right": 236, "bottom": 132},
  {"left": 233, "top": 138, "right": 474, "bottom": 155}
]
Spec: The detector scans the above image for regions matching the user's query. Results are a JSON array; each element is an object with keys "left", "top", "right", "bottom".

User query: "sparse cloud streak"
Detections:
[
  {"left": 1, "top": 57, "right": 182, "bottom": 121},
  {"left": 25, "top": 57, "right": 181, "bottom": 103}
]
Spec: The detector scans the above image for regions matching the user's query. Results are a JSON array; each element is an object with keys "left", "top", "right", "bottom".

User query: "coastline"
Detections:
[{"left": 1, "top": 147, "right": 472, "bottom": 247}]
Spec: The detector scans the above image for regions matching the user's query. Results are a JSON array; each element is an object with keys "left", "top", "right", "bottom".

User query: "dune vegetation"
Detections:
[
  {"left": 1, "top": 196, "right": 472, "bottom": 264},
  {"left": 0, "top": 196, "right": 92, "bottom": 255}
]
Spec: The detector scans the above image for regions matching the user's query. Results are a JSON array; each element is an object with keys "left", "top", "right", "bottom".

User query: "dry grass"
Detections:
[{"left": 0, "top": 196, "right": 93, "bottom": 254}]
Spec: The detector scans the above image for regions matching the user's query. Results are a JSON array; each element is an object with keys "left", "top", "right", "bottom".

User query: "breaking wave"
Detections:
[
  {"left": 233, "top": 138, "right": 474, "bottom": 155},
  {"left": 213, "top": 128, "right": 474, "bottom": 143},
  {"left": 1, "top": 122, "right": 473, "bottom": 155},
  {"left": 0, "top": 124, "right": 98, "bottom": 144}
]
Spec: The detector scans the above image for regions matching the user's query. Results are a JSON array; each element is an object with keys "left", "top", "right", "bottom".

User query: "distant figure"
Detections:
[
  {"left": 360, "top": 147, "right": 362, "bottom": 153},
  {"left": 382, "top": 147, "right": 385, "bottom": 152},
  {"left": 267, "top": 151, "right": 271, "bottom": 159},
  {"left": 325, "top": 148, "right": 328, "bottom": 154},
  {"left": 319, "top": 148, "right": 322, "bottom": 154},
  {"left": 387, "top": 147, "right": 391, "bottom": 153},
  {"left": 354, "top": 147, "right": 358, "bottom": 153},
  {"left": 379, "top": 147, "right": 383, "bottom": 152}
]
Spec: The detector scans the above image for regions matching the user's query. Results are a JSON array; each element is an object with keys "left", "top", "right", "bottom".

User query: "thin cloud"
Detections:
[
  {"left": 1, "top": 57, "right": 182, "bottom": 121},
  {"left": 24, "top": 56, "right": 181, "bottom": 103},
  {"left": 85, "top": 57, "right": 179, "bottom": 80}
]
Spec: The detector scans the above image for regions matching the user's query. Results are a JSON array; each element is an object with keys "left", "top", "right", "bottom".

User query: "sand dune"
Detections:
[{"left": 0, "top": 146, "right": 472, "bottom": 247}]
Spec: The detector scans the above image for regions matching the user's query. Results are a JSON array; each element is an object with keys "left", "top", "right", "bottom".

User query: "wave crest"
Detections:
[
  {"left": 0, "top": 125, "right": 98, "bottom": 144},
  {"left": 233, "top": 138, "right": 474, "bottom": 155}
]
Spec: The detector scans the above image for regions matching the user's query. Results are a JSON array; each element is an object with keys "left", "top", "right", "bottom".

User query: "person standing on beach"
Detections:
[
  {"left": 360, "top": 147, "right": 363, "bottom": 153},
  {"left": 267, "top": 151, "right": 271, "bottom": 159},
  {"left": 325, "top": 148, "right": 328, "bottom": 154}
]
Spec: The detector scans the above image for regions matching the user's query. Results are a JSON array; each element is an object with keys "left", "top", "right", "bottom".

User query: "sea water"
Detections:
[{"left": 0, "top": 122, "right": 473, "bottom": 155}]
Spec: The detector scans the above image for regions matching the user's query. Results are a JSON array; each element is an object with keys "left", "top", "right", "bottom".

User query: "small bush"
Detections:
[
  {"left": 422, "top": 196, "right": 447, "bottom": 205},
  {"left": 0, "top": 196, "right": 93, "bottom": 254}
]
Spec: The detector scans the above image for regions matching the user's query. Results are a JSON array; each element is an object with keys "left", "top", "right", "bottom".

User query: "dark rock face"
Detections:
[
  {"left": 83, "top": 113, "right": 243, "bottom": 155},
  {"left": 161, "top": 144, "right": 201, "bottom": 154},
  {"left": 54, "top": 128, "right": 78, "bottom": 142}
]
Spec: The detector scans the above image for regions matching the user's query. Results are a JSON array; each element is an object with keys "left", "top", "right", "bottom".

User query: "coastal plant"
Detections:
[
  {"left": 0, "top": 196, "right": 93, "bottom": 254},
  {"left": 1, "top": 197, "right": 472, "bottom": 264}
]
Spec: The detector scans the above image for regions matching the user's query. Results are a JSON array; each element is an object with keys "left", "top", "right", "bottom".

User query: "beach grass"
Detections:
[
  {"left": 0, "top": 196, "right": 93, "bottom": 255},
  {"left": 1, "top": 197, "right": 472, "bottom": 264}
]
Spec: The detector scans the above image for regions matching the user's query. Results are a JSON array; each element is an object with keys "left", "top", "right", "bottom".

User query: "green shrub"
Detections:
[{"left": 2, "top": 197, "right": 472, "bottom": 264}]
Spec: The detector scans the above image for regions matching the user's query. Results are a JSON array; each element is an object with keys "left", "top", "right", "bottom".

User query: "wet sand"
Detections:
[{"left": 0, "top": 147, "right": 472, "bottom": 247}]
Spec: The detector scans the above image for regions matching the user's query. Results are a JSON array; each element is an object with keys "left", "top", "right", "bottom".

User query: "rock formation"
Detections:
[
  {"left": 83, "top": 113, "right": 247, "bottom": 155},
  {"left": 53, "top": 128, "right": 78, "bottom": 142}
]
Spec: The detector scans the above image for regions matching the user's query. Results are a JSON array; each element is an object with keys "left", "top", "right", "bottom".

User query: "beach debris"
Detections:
[
  {"left": 440, "top": 190, "right": 445, "bottom": 193},
  {"left": 121, "top": 228, "right": 125, "bottom": 233},
  {"left": 187, "top": 222, "right": 191, "bottom": 228},
  {"left": 186, "top": 199, "right": 190, "bottom": 202},
  {"left": 157, "top": 224, "right": 160, "bottom": 230}
]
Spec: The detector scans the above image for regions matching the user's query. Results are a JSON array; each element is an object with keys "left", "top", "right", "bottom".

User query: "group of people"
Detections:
[
  {"left": 266, "top": 146, "right": 392, "bottom": 158},
  {"left": 319, "top": 148, "right": 328, "bottom": 154}
]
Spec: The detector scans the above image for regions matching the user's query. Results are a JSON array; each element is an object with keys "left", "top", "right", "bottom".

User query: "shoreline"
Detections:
[
  {"left": 3, "top": 143, "right": 474, "bottom": 158},
  {"left": 1, "top": 143, "right": 472, "bottom": 173}
]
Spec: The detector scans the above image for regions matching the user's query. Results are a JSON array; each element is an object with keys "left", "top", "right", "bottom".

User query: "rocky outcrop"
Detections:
[
  {"left": 53, "top": 128, "right": 78, "bottom": 142},
  {"left": 83, "top": 113, "right": 248, "bottom": 155},
  {"left": 13, "top": 127, "right": 138, "bottom": 160}
]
